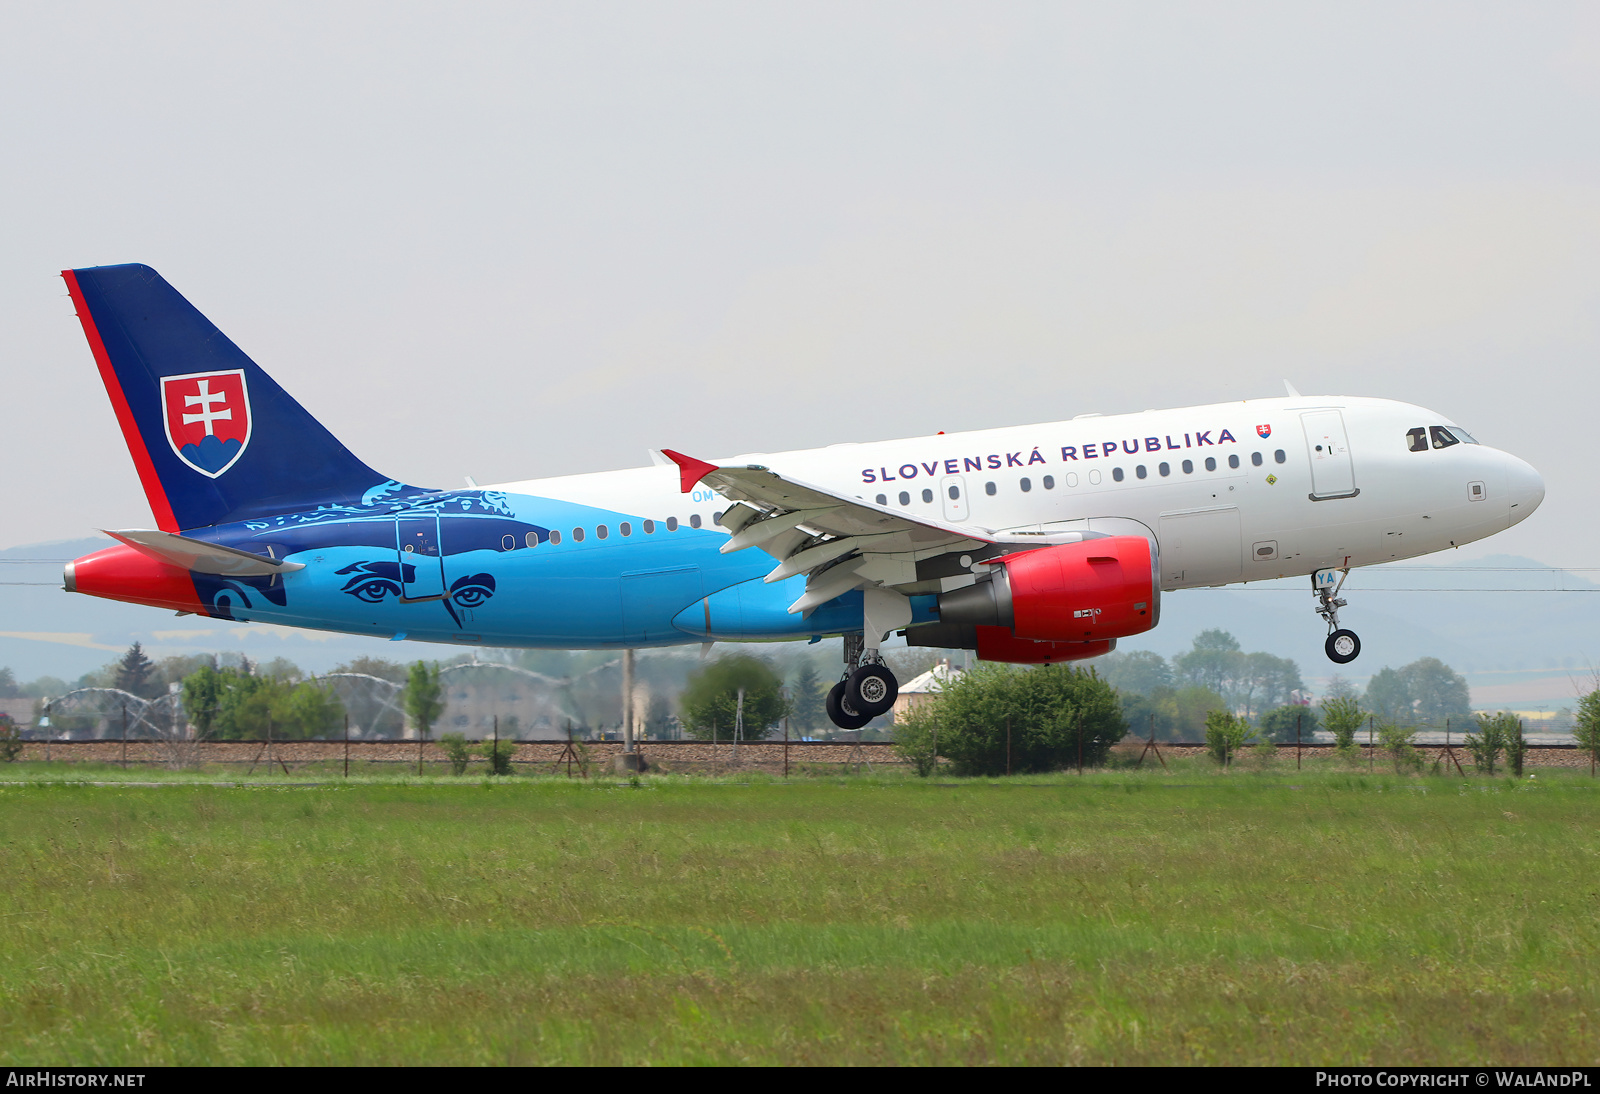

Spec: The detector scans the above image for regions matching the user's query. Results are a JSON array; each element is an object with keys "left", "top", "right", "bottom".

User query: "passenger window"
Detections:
[
  {"left": 1112, "top": 467, "right": 1124, "bottom": 482},
  {"left": 1205, "top": 457, "right": 1217, "bottom": 472},
  {"left": 689, "top": 514, "right": 703, "bottom": 528},
  {"left": 1159, "top": 462, "right": 1170, "bottom": 477},
  {"left": 948, "top": 485, "right": 960, "bottom": 499},
  {"left": 502, "top": 534, "right": 516, "bottom": 551},
  {"left": 643, "top": 520, "right": 655, "bottom": 534},
  {"left": 525, "top": 531, "right": 540, "bottom": 548},
  {"left": 1020, "top": 478, "right": 1032, "bottom": 492},
  {"left": 549, "top": 529, "right": 562, "bottom": 545},
  {"left": 1430, "top": 426, "right": 1459, "bottom": 450},
  {"left": 985, "top": 481, "right": 997, "bottom": 496},
  {"left": 1136, "top": 465, "right": 1147, "bottom": 479},
  {"left": 572, "top": 527, "right": 586, "bottom": 542},
  {"left": 876, "top": 494, "right": 887, "bottom": 505},
  {"left": 1182, "top": 459, "right": 1194, "bottom": 474},
  {"left": 899, "top": 491, "right": 911, "bottom": 505},
  {"left": 1227, "top": 454, "right": 1239, "bottom": 469},
  {"left": 1407, "top": 427, "right": 1428, "bottom": 453},
  {"left": 1042, "top": 475, "right": 1054, "bottom": 490},
  {"left": 596, "top": 525, "right": 609, "bottom": 540},
  {"left": 1251, "top": 451, "right": 1263, "bottom": 467},
  {"left": 713, "top": 510, "right": 723, "bottom": 525},
  {"left": 620, "top": 522, "right": 632, "bottom": 537},
  {"left": 1065, "top": 472, "right": 1079, "bottom": 487},
  {"left": 1274, "top": 449, "right": 1286, "bottom": 464},
  {"left": 665, "top": 517, "right": 678, "bottom": 531},
  {"left": 921, "top": 488, "right": 934, "bottom": 503}
]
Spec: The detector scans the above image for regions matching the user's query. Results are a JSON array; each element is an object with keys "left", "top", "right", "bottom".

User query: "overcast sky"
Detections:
[{"left": 2, "top": 2, "right": 1597, "bottom": 564}]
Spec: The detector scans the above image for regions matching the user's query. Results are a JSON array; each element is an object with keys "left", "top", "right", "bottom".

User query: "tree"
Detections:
[
  {"left": 1204, "top": 709, "right": 1254, "bottom": 766},
  {"left": 1466, "top": 712, "right": 1515, "bottom": 775},
  {"left": 1320, "top": 694, "right": 1364, "bottom": 754},
  {"left": 1322, "top": 675, "right": 1359, "bottom": 702},
  {"left": 0, "top": 714, "right": 20, "bottom": 762},
  {"left": 1097, "top": 650, "right": 1173, "bottom": 696},
  {"left": 1363, "top": 667, "right": 1412, "bottom": 721},
  {"left": 1120, "top": 684, "right": 1226, "bottom": 742},
  {"left": 1378, "top": 721, "right": 1422, "bottom": 773},
  {"left": 181, "top": 665, "right": 230, "bottom": 738},
  {"left": 680, "top": 655, "right": 789, "bottom": 741},
  {"left": 891, "top": 700, "right": 941, "bottom": 777},
  {"left": 1575, "top": 687, "right": 1600, "bottom": 769},
  {"left": 114, "top": 642, "right": 159, "bottom": 699},
  {"left": 1403, "top": 658, "right": 1472, "bottom": 727},
  {"left": 1174, "top": 629, "right": 1242, "bottom": 695},
  {"left": 929, "top": 663, "right": 1126, "bottom": 775},
  {"left": 1257, "top": 704, "right": 1320, "bottom": 745},
  {"left": 404, "top": 662, "right": 445, "bottom": 740},
  {"left": 790, "top": 662, "right": 827, "bottom": 733},
  {"left": 0, "top": 668, "right": 18, "bottom": 699}
]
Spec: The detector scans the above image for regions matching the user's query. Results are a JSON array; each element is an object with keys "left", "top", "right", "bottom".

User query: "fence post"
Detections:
[
  {"left": 1369, "top": 715, "right": 1374, "bottom": 771},
  {"left": 344, "top": 713, "right": 350, "bottom": 779},
  {"left": 493, "top": 714, "right": 499, "bottom": 776},
  {"left": 1296, "top": 712, "right": 1302, "bottom": 771},
  {"left": 1077, "top": 710, "right": 1083, "bottom": 776},
  {"left": 783, "top": 713, "right": 789, "bottom": 779},
  {"left": 1006, "top": 715, "right": 1011, "bottom": 777},
  {"left": 121, "top": 702, "right": 128, "bottom": 770}
]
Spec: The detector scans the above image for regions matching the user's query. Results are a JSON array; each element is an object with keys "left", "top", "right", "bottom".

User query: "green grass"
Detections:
[{"left": 1, "top": 764, "right": 1597, "bottom": 1065}]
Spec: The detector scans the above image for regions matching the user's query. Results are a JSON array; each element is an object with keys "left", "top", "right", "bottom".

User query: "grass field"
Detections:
[{"left": 1, "top": 762, "right": 1596, "bottom": 1065}]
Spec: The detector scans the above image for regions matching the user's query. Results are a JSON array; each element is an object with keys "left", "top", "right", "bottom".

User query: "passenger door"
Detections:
[{"left": 1301, "top": 410, "right": 1358, "bottom": 500}]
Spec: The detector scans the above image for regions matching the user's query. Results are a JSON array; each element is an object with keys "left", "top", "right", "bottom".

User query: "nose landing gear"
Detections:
[{"left": 1314, "top": 568, "right": 1361, "bottom": 664}]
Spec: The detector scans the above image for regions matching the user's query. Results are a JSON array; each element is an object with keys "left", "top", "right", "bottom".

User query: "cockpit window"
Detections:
[
  {"left": 1430, "top": 426, "right": 1460, "bottom": 450},
  {"left": 1449, "top": 427, "right": 1479, "bottom": 444},
  {"left": 1406, "top": 427, "right": 1428, "bottom": 453}
]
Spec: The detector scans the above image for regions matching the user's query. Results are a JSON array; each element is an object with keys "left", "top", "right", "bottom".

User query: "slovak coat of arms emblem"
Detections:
[
  {"left": 1256, "top": 424, "right": 1272, "bottom": 439},
  {"left": 161, "top": 369, "right": 252, "bottom": 478}
]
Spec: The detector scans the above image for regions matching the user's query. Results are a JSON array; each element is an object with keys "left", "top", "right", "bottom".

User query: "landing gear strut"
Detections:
[{"left": 1314, "top": 568, "right": 1361, "bottom": 665}]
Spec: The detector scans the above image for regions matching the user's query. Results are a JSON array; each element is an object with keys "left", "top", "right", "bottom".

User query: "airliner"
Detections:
[{"left": 59, "top": 264, "right": 1544, "bottom": 729}]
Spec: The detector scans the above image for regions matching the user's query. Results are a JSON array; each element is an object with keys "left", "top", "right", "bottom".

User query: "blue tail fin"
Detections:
[{"left": 64, "top": 264, "right": 419, "bottom": 531}]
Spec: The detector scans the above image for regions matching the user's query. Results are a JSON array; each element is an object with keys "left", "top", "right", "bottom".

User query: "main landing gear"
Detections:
[
  {"left": 1314, "top": 568, "right": 1361, "bottom": 665},
  {"left": 826, "top": 634, "right": 901, "bottom": 730}
]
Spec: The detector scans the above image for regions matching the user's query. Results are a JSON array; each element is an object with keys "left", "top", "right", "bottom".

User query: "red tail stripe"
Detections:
[{"left": 61, "top": 269, "right": 179, "bottom": 532}]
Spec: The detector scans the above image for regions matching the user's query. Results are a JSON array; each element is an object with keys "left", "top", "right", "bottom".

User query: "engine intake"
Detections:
[{"left": 935, "top": 535, "right": 1159, "bottom": 643}]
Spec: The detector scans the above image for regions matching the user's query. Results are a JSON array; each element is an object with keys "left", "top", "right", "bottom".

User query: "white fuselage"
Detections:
[{"left": 493, "top": 396, "right": 1543, "bottom": 588}]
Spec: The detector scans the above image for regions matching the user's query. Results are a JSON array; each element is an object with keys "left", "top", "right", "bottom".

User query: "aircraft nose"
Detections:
[{"left": 1504, "top": 452, "right": 1544, "bottom": 528}]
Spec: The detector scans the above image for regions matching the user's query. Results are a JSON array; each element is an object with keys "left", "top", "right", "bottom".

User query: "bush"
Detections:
[
  {"left": 1204, "top": 710, "right": 1254, "bottom": 766},
  {"left": 1256, "top": 705, "right": 1319, "bottom": 745},
  {"left": 1377, "top": 721, "right": 1422, "bottom": 773},
  {"left": 477, "top": 737, "right": 516, "bottom": 776},
  {"left": 891, "top": 702, "right": 941, "bottom": 777},
  {"left": 1576, "top": 689, "right": 1600, "bottom": 769},
  {"left": 1466, "top": 712, "right": 1515, "bottom": 775},
  {"left": 1503, "top": 716, "right": 1526, "bottom": 778},
  {"left": 0, "top": 714, "right": 20, "bottom": 763},
  {"left": 1320, "top": 695, "right": 1364, "bottom": 755},
  {"left": 932, "top": 663, "right": 1126, "bottom": 776},
  {"left": 438, "top": 732, "right": 472, "bottom": 775}
]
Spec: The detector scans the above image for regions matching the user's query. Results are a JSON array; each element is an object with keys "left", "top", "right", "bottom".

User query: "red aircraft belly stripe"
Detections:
[{"left": 61, "top": 269, "right": 180, "bottom": 533}]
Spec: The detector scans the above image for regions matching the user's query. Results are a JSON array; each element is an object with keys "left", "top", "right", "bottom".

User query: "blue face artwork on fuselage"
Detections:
[{"left": 183, "top": 490, "right": 546, "bottom": 626}]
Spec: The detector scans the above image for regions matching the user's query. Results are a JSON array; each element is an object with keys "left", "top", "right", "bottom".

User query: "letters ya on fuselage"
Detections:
[{"left": 56, "top": 264, "right": 1543, "bottom": 724}]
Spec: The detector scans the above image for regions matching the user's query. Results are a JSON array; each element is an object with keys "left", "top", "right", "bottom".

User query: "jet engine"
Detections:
[{"left": 929, "top": 535, "right": 1159, "bottom": 658}]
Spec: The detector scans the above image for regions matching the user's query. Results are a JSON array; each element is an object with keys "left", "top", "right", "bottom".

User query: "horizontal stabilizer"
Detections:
[{"left": 104, "top": 529, "right": 304, "bottom": 577}]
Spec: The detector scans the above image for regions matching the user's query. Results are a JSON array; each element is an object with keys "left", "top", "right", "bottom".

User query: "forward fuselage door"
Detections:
[
  {"left": 396, "top": 514, "right": 446, "bottom": 600},
  {"left": 1301, "top": 410, "right": 1358, "bottom": 500}
]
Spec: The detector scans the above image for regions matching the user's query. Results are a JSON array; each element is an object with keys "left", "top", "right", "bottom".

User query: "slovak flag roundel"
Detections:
[
  {"left": 161, "top": 369, "right": 252, "bottom": 478},
  {"left": 1256, "top": 424, "right": 1272, "bottom": 439}
]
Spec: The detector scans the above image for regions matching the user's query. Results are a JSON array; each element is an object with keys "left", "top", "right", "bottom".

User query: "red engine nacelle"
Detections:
[
  {"left": 972, "top": 627, "right": 1114, "bottom": 665},
  {"left": 934, "top": 535, "right": 1160, "bottom": 651}
]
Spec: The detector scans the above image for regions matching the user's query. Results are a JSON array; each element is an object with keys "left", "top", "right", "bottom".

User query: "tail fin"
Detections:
[{"left": 63, "top": 264, "right": 414, "bottom": 531}]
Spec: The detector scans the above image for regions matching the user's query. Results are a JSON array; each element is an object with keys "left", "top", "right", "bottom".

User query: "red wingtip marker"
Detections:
[{"left": 660, "top": 449, "right": 719, "bottom": 494}]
